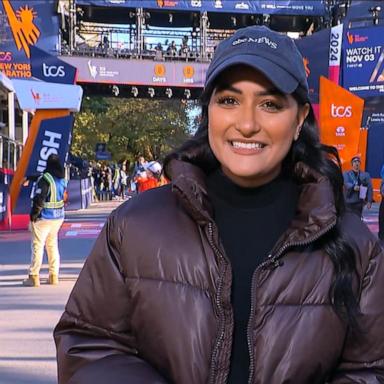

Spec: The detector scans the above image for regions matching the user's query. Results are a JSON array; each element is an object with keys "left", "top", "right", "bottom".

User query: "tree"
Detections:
[{"left": 70, "top": 96, "right": 199, "bottom": 163}]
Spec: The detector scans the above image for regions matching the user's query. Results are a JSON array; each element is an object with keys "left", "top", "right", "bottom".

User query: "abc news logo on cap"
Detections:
[{"left": 331, "top": 103, "right": 352, "bottom": 118}]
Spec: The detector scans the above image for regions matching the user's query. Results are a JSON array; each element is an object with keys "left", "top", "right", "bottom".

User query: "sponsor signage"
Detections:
[
  {"left": 342, "top": 25, "right": 384, "bottom": 97},
  {"left": 0, "top": 0, "right": 60, "bottom": 79},
  {"left": 76, "top": 0, "right": 327, "bottom": 15},
  {"left": 328, "top": 24, "right": 343, "bottom": 84},
  {"left": 30, "top": 46, "right": 77, "bottom": 84},
  {"left": 319, "top": 76, "right": 365, "bottom": 169},
  {"left": 25, "top": 115, "right": 74, "bottom": 178},
  {"left": 60, "top": 56, "right": 209, "bottom": 87},
  {"left": 362, "top": 96, "right": 384, "bottom": 127},
  {"left": 295, "top": 28, "right": 330, "bottom": 104},
  {"left": 95, "top": 142, "right": 112, "bottom": 160},
  {"left": 11, "top": 79, "right": 83, "bottom": 112}
]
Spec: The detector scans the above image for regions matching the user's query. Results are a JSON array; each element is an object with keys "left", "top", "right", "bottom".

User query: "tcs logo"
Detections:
[
  {"left": 0, "top": 51, "right": 12, "bottom": 62},
  {"left": 331, "top": 103, "right": 352, "bottom": 118},
  {"left": 42, "top": 63, "right": 65, "bottom": 78}
]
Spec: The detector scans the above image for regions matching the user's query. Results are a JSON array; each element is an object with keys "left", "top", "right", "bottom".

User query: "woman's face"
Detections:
[{"left": 208, "top": 66, "right": 309, "bottom": 188}]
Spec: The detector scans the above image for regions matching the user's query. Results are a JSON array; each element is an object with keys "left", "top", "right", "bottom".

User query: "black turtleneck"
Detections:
[{"left": 206, "top": 169, "right": 299, "bottom": 383}]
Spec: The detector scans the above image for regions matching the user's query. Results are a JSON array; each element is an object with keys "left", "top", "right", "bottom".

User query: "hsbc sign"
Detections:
[{"left": 331, "top": 103, "right": 352, "bottom": 118}]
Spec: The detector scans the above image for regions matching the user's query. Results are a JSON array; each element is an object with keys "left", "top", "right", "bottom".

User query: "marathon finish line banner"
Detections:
[
  {"left": 76, "top": 0, "right": 327, "bottom": 16},
  {"left": 342, "top": 25, "right": 384, "bottom": 97},
  {"left": 60, "top": 56, "right": 209, "bottom": 87},
  {"left": 0, "top": 0, "right": 59, "bottom": 79}
]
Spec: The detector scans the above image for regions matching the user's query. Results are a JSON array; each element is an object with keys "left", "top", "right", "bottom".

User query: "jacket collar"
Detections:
[{"left": 168, "top": 159, "right": 337, "bottom": 245}]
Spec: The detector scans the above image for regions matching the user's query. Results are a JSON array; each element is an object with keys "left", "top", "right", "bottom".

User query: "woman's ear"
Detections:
[{"left": 294, "top": 103, "right": 310, "bottom": 141}]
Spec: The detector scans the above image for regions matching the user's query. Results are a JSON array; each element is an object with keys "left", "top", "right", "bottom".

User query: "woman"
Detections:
[{"left": 55, "top": 26, "right": 384, "bottom": 383}]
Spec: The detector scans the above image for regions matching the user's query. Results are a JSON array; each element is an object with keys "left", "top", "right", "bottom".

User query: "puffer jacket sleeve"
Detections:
[
  {"left": 328, "top": 243, "right": 384, "bottom": 383},
  {"left": 54, "top": 209, "right": 168, "bottom": 384}
]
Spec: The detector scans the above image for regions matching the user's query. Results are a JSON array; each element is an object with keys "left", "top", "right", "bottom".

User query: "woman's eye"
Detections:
[
  {"left": 261, "top": 101, "right": 283, "bottom": 111},
  {"left": 216, "top": 96, "right": 238, "bottom": 106}
]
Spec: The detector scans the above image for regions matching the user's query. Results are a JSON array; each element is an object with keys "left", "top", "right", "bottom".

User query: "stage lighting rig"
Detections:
[
  {"left": 165, "top": 88, "right": 173, "bottom": 98},
  {"left": 131, "top": 86, "right": 138, "bottom": 97},
  {"left": 184, "top": 89, "right": 191, "bottom": 99},
  {"left": 112, "top": 85, "right": 120, "bottom": 97},
  {"left": 369, "top": 6, "right": 381, "bottom": 25},
  {"left": 148, "top": 87, "right": 155, "bottom": 98}
]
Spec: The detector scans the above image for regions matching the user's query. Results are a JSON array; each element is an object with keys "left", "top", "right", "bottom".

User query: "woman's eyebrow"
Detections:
[{"left": 214, "top": 84, "right": 286, "bottom": 98}]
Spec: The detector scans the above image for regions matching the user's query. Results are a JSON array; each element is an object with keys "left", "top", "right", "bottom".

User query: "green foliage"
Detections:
[{"left": 71, "top": 96, "right": 199, "bottom": 162}]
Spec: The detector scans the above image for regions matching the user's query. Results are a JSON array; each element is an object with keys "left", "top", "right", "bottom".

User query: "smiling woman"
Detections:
[
  {"left": 207, "top": 66, "right": 309, "bottom": 188},
  {"left": 55, "top": 26, "right": 384, "bottom": 384}
]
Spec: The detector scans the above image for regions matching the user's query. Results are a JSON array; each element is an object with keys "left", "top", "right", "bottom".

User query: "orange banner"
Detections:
[{"left": 319, "top": 76, "right": 365, "bottom": 171}]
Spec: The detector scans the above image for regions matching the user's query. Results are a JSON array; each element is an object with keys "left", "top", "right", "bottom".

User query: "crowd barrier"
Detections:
[
  {"left": 0, "top": 177, "right": 93, "bottom": 230},
  {"left": 65, "top": 177, "right": 93, "bottom": 211}
]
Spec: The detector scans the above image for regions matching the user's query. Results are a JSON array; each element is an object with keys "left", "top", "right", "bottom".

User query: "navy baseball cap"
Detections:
[{"left": 205, "top": 25, "right": 309, "bottom": 101}]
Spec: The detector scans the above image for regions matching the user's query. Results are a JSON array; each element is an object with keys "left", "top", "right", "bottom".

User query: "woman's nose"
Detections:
[{"left": 235, "top": 105, "right": 260, "bottom": 136}]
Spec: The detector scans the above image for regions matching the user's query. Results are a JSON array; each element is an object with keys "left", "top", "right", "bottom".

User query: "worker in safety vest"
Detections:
[{"left": 23, "top": 154, "right": 67, "bottom": 287}]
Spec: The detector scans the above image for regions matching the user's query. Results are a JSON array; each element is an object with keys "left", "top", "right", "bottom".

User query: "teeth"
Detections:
[{"left": 232, "top": 141, "right": 265, "bottom": 149}]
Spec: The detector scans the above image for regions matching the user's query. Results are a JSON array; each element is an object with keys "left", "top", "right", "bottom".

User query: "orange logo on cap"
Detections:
[
  {"left": 2, "top": 0, "right": 40, "bottom": 58},
  {"left": 154, "top": 64, "right": 166, "bottom": 77},
  {"left": 183, "top": 65, "right": 194, "bottom": 78}
]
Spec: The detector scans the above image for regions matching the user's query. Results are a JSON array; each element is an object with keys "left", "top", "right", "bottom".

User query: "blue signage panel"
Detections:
[
  {"left": 0, "top": 0, "right": 60, "bottom": 78},
  {"left": 76, "top": 0, "right": 327, "bottom": 16},
  {"left": 26, "top": 115, "right": 74, "bottom": 178},
  {"left": 30, "top": 46, "right": 77, "bottom": 84},
  {"left": 342, "top": 26, "right": 384, "bottom": 98},
  {"left": 295, "top": 28, "right": 330, "bottom": 104}
]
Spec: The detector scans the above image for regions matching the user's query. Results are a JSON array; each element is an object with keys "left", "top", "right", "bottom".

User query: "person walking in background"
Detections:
[
  {"left": 343, "top": 155, "right": 373, "bottom": 217},
  {"left": 55, "top": 26, "right": 384, "bottom": 383},
  {"left": 134, "top": 161, "right": 162, "bottom": 193},
  {"left": 112, "top": 163, "right": 121, "bottom": 199},
  {"left": 120, "top": 163, "right": 128, "bottom": 199},
  {"left": 23, "top": 154, "right": 67, "bottom": 287}
]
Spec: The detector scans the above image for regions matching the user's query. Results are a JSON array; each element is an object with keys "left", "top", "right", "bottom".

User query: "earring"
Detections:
[{"left": 295, "top": 126, "right": 302, "bottom": 141}]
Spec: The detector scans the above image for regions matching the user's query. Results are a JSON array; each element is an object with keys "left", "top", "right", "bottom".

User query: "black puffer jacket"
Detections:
[{"left": 54, "top": 160, "right": 384, "bottom": 384}]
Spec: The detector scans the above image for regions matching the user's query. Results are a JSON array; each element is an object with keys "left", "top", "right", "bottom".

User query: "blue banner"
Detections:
[
  {"left": 0, "top": 184, "right": 8, "bottom": 221},
  {"left": 26, "top": 115, "right": 74, "bottom": 178},
  {"left": 30, "top": 46, "right": 77, "bottom": 84},
  {"left": 295, "top": 28, "right": 330, "bottom": 104},
  {"left": 342, "top": 26, "right": 384, "bottom": 98},
  {"left": 76, "top": 0, "right": 327, "bottom": 16},
  {"left": 0, "top": 0, "right": 59, "bottom": 78},
  {"left": 366, "top": 123, "right": 384, "bottom": 178}
]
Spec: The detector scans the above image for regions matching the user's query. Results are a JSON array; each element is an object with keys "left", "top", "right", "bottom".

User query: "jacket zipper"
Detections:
[
  {"left": 207, "top": 221, "right": 229, "bottom": 384},
  {"left": 246, "top": 219, "right": 337, "bottom": 384}
]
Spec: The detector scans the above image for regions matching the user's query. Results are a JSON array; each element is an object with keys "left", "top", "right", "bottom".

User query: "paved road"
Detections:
[
  {"left": 0, "top": 200, "right": 380, "bottom": 384},
  {"left": 0, "top": 200, "right": 121, "bottom": 384}
]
